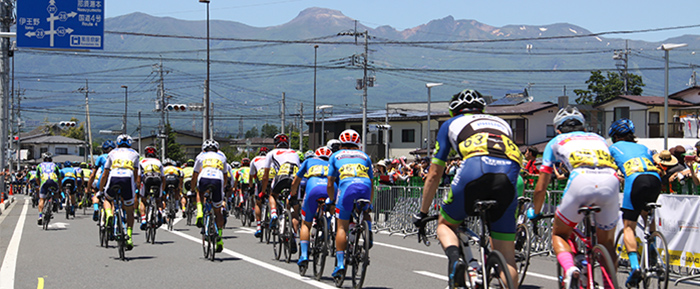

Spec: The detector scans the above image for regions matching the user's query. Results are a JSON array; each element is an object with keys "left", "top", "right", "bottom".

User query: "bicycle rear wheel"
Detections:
[
  {"left": 116, "top": 212, "right": 126, "bottom": 261},
  {"left": 202, "top": 214, "right": 212, "bottom": 259},
  {"left": 484, "top": 250, "right": 515, "bottom": 289},
  {"left": 42, "top": 200, "right": 52, "bottom": 230},
  {"left": 272, "top": 218, "right": 282, "bottom": 260},
  {"left": 514, "top": 223, "right": 531, "bottom": 287},
  {"left": 350, "top": 220, "right": 370, "bottom": 289},
  {"left": 642, "top": 231, "right": 669, "bottom": 289},
  {"left": 284, "top": 210, "right": 294, "bottom": 263},
  {"left": 208, "top": 215, "right": 217, "bottom": 261},
  {"left": 312, "top": 215, "right": 329, "bottom": 281},
  {"left": 591, "top": 244, "right": 619, "bottom": 289}
]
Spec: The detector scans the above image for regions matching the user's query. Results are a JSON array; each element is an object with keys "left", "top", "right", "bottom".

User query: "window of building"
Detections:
[
  {"left": 649, "top": 112, "right": 660, "bottom": 124},
  {"left": 614, "top": 107, "right": 630, "bottom": 120},
  {"left": 40, "top": 147, "right": 48, "bottom": 155},
  {"left": 401, "top": 129, "right": 415, "bottom": 143},
  {"left": 504, "top": 119, "right": 527, "bottom": 144},
  {"left": 546, "top": 125, "right": 556, "bottom": 138},
  {"left": 55, "top": 147, "right": 68, "bottom": 155}
]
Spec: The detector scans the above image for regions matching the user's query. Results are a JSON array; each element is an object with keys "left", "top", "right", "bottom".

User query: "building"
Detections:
[
  {"left": 136, "top": 130, "right": 231, "bottom": 160},
  {"left": 20, "top": 133, "right": 88, "bottom": 164}
]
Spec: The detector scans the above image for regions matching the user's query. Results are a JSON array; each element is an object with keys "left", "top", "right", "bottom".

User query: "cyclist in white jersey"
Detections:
[
  {"left": 528, "top": 106, "right": 620, "bottom": 288},
  {"left": 249, "top": 147, "right": 270, "bottom": 237},
  {"left": 260, "top": 134, "right": 301, "bottom": 233},
  {"left": 98, "top": 134, "right": 140, "bottom": 251},
  {"left": 192, "top": 139, "right": 229, "bottom": 253},
  {"left": 137, "top": 146, "right": 164, "bottom": 231}
]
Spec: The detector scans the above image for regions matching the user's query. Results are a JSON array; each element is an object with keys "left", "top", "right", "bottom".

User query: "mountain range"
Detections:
[{"left": 14, "top": 7, "right": 700, "bottom": 138}]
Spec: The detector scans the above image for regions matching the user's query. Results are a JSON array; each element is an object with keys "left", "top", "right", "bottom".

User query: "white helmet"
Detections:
[
  {"left": 553, "top": 106, "right": 585, "bottom": 129},
  {"left": 339, "top": 129, "right": 361, "bottom": 146},
  {"left": 116, "top": 134, "right": 133, "bottom": 147},
  {"left": 202, "top": 139, "right": 219, "bottom": 152}
]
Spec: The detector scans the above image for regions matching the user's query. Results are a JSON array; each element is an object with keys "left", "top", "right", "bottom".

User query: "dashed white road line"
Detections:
[{"left": 0, "top": 201, "right": 29, "bottom": 289}]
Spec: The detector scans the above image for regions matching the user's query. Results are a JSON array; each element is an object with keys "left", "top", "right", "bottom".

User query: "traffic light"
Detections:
[
  {"left": 166, "top": 104, "right": 187, "bottom": 111},
  {"left": 59, "top": 121, "right": 76, "bottom": 127}
]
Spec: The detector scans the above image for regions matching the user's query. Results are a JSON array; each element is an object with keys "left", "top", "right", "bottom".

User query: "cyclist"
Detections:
[
  {"left": 98, "top": 134, "right": 140, "bottom": 251},
  {"left": 89, "top": 140, "right": 116, "bottom": 221},
  {"left": 137, "top": 146, "right": 164, "bottom": 231},
  {"left": 327, "top": 129, "right": 374, "bottom": 278},
  {"left": 60, "top": 161, "right": 80, "bottom": 216},
  {"left": 260, "top": 134, "right": 301, "bottom": 244},
  {"left": 163, "top": 158, "right": 183, "bottom": 220},
  {"left": 79, "top": 162, "right": 91, "bottom": 206},
  {"left": 327, "top": 139, "right": 341, "bottom": 153},
  {"left": 233, "top": 158, "right": 251, "bottom": 209},
  {"left": 27, "top": 166, "right": 38, "bottom": 202},
  {"left": 412, "top": 89, "right": 522, "bottom": 288},
  {"left": 291, "top": 146, "right": 334, "bottom": 271},
  {"left": 181, "top": 159, "right": 195, "bottom": 218},
  {"left": 36, "top": 152, "right": 63, "bottom": 225},
  {"left": 250, "top": 147, "right": 270, "bottom": 237},
  {"left": 608, "top": 118, "right": 662, "bottom": 287},
  {"left": 193, "top": 139, "right": 229, "bottom": 252},
  {"left": 528, "top": 106, "right": 620, "bottom": 288}
]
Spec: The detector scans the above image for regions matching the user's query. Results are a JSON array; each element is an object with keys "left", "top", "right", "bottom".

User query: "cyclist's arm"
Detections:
[
  {"left": 419, "top": 163, "right": 444, "bottom": 214},
  {"left": 261, "top": 168, "right": 270, "bottom": 193},
  {"left": 532, "top": 171, "right": 551, "bottom": 215},
  {"left": 327, "top": 176, "right": 337, "bottom": 202},
  {"left": 190, "top": 171, "right": 198, "bottom": 194},
  {"left": 98, "top": 168, "right": 110, "bottom": 192},
  {"left": 290, "top": 175, "right": 302, "bottom": 197},
  {"left": 87, "top": 168, "right": 97, "bottom": 188}
]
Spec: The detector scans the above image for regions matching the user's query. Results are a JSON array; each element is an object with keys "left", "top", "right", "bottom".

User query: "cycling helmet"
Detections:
[
  {"left": 42, "top": 152, "right": 53, "bottom": 161},
  {"left": 64, "top": 161, "right": 73, "bottom": 167},
  {"left": 241, "top": 158, "right": 250, "bottom": 166},
  {"left": 163, "top": 158, "right": 176, "bottom": 167},
  {"left": 102, "top": 140, "right": 116, "bottom": 150},
  {"left": 339, "top": 129, "right": 361, "bottom": 146},
  {"left": 231, "top": 161, "right": 241, "bottom": 168},
  {"left": 326, "top": 139, "right": 341, "bottom": 153},
  {"left": 297, "top": 151, "right": 305, "bottom": 162},
  {"left": 304, "top": 150, "right": 315, "bottom": 160},
  {"left": 202, "top": 139, "right": 219, "bottom": 152},
  {"left": 79, "top": 162, "right": 88, "bottom": 168},
  {"left": 274, "top": 133, "right": 289, "bottom": 148},
  {"left": 259, "top": 147, "right": 270, "bottom": 156},
  {"left": 144, "top": 146, "right": 158, "bottom": 158},
  {"left": 315, "top": 146, "right": 333, "bottom": 159},
  {"left": 116, "top": 134, "right": 133, "bottom": 147},
  {"left": 608, "top": 118, "right": 635, "bottom": 138},
  {"left": 186, "top": 159, "right": 195, "bottom": 166},
  {"left": 553, "top": 106, "right": 585, "bottom": 129},
  {"left": 449, "top": 89, "right": 487, "bottom": 117}
]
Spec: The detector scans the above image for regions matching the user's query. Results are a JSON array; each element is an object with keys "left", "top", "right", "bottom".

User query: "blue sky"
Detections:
[{"left": 105, "top": 0, "right": 700, "bottom": 42}]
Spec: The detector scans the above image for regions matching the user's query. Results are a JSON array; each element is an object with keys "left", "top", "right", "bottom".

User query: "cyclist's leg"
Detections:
[
  {"left": 269, "top": 180, "right": 280, "bottom": 220},
  {"left": 37, "top": 182, "right": 50, "bottom": 223},
  {"left": 485, "top": 161, "right": 521, "bottom": 283},
  {"left": 120, "top": 178, "right": 137, "bottom": 246},
  {"left": 254, "top": 183, "right": 265, "bottom": 235},
  {"left": 299, "top": 185, "right": 326, "bottom": 263},
  {"left": 138, "top": 183, "right": 149, "bottom": 229},
  {"left": 334, "top": 182, "right": 371, "bottom": 273}
]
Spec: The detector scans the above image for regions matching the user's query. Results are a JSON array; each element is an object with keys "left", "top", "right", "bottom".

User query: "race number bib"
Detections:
[
  {"left": 111, "top": 159, "right": 134, "bottom": 170},
  {"left": 202, "top": 159, "right": 224, "bottom": 170},
  {"left": 622, "top": 157, "right": 659, "bottom": 177},
  {"left": 143, "top": 164, "right": 161, "bottom": 174},
  {"left": 338, "top": 163, "right": 369, "bottom": 180},
  {"left": 458, "top": 132, "right": 489, "bottom": 160},
  {"left": 305, "top": 165, "right": 328, "bottom": 178},
  {"left": 568, "top": 149, "right": 617, "bottom": 170},
  {"left": 278, "top": 163, "right": 298, "bottom": 176}
]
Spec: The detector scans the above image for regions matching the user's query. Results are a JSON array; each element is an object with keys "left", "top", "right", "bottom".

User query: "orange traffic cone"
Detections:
[{"left": 8, "top": 185, "right": 12, "bottom": 196}]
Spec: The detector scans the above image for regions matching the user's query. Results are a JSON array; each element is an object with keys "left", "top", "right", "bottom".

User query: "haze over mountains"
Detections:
[{"left": 15, "top": 7, "right": 700, "bottom": 137}]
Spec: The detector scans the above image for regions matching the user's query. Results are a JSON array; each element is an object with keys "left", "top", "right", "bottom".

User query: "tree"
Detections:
[
  {"left": 60, "top": 117, "right": 85, "bottom": 141},
  {"left": 289, "top": 130, "right": 309, "bottom": 152},
  {"left": 244, "top": 126, "right": 259, "bottom": 138},
  {"left": 163, "top": 123, "right": 185, "bottom": 163},
  {"left": 574, "top": 70, "right": 644, "bottom": 105},
  {"left": 260, "top": 123, "right": 279, "bottom": 138}
]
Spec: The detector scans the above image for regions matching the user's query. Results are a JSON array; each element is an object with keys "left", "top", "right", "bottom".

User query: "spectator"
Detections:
[
  {"left": 654, "top": 150, "right": 689, "bottom": 193},
  {"left": 671, "top": 145, "right": 689, "bottom": 169},
  {"left": 420, "top": 157, "right": 430, "bottom": 180},
  {"left": 523, "top": 146, "right": 540, "bottom": 175}
]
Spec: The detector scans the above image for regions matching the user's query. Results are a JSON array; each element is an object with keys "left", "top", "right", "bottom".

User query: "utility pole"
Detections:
[
  {"left": 138, "top": 111, "right": 142, "bottom": 155},
  {"left": 78, "top": 80, "right": 95, "bottom": 164},
  {"left": 281, "top": 92, "right": 286, "bottom": 134},
  {"left": 614, "top": 40, "right": 630, "bottom": 94},
  {"left": 361, "top": 31, "right": 369, "bottom": 150},
  {"left": 15, "top": 84, "right": 23, "bottom": 170},
  {"left": 0, "top": 0, "right": 12, "bottom": 187},
  {"left": 155, "top": 59, "right": 167, "bottom": 160},
  {"left": 299, "top": 103, "right": 304, "bottom": 151},
  {"left": 385, "top": 103, "right": 389, "bottom": 159}
]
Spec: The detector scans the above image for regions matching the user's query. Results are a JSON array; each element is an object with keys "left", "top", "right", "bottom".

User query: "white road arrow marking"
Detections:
[{"left": 50, "top": 222, "right": 69, "bottom": 229}]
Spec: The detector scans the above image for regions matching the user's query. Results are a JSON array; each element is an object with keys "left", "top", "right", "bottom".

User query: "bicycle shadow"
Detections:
[
  {"left": 221, "top": 235, "right": 238, "bottom": 240},
  {"left": 152, "top": 240, "right": 175, "bottom": 245},
  {"left": 111, "top": 256, "right": 156, "bottom": 261},
  {"left": 204, "top": 257, "right": 241, "bottom": 262},
  {"left": 519, "top": 285, "right": 543, "bottom": 289}
]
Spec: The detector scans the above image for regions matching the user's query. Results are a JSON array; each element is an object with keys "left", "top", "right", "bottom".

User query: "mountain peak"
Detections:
[
  {"left": 284, "top": 7, "right": 356, "bottom": 30},
  {"left": 295, "top": 7, "right": 347, "bottom": 19}
]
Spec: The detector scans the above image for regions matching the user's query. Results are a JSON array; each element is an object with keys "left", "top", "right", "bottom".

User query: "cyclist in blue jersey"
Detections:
[
  {"left": 60, "top": 161, "right": 79, "bottom": 216},
  {"left": 608, "top": 118, "right": 662, "bottom": 287},
  {"left": 413, "top": 89, "right": 522, "bottom": 288},
  {"left": 36, "top": 152, "right": 63, "bottom": 225},
  {"left": 89, "top": 140, "right": 116, "bottom": 221},
  {"left": 290, "top": 146, "right": 334, "bottom": 271},
  {"left": 327, "top": 129, "right": 374, "bottom": 278}
]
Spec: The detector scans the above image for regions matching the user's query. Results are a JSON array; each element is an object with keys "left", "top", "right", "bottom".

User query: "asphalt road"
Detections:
[{"left": 2, "top": 196, "right": 699, "bottom": 289}]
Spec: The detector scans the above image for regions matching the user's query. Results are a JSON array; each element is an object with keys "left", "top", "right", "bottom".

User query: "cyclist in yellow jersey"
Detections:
[
  {"left": 234, "top": 158, "right": 252, "bottom": 208},
  {"left": 192, "top": 139, "right": 229, "bottom": 252},
  {"left": 162, "top": 158, "right": 183, "bottom": 222},
  {"left": 181, "top": 159, "right": 195, "bottom": 216}
]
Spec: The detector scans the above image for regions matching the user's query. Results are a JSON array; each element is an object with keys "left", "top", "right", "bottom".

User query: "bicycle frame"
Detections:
[{"left": 566, "top": 207, "right": 616, "bottom": 289}]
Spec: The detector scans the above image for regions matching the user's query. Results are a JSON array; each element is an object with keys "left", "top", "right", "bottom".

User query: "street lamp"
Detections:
[
  {"left": 121, "top": 85, "right": 128, "bottom": 134},
  {"left": 318, "top": 105, "right": 333, "bottom": 144},
  {"left": 199, "top": 0, "right": 211, "bottom": 140},
  {"left": 425, "top": 82, "right": 443, "bottom": 158},
  {"left": 313, "top": 45, "right": 319, "bottom": 148},
  {"left": 658, "top": 43, "right": 687, "bottom": 150}
]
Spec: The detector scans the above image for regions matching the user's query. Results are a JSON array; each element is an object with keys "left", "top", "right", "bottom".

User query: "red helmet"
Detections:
[
  {"left": 259, "top": 147, "right": 270, "bottom": 155},
  {"left": 144, "top": 146, "right": 157, "bottom": 157},
  {"left": 274, "top": 133, "right": 289, "bottom": 148},
  {"left": 241, "top": 158, "right": 250, "bottom": 166},
  {"left": 339, "top": 129, "right": 361, "bottom": 146},
  {"left": 315, "top": 146, "right": 332, "bottom": 159}
]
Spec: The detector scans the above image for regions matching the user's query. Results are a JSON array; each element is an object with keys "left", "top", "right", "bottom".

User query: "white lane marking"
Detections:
[
  {"left": 165, "top": 228, "right": 337, "bottom": 289},
  {"left": 0, "top": 201, "right": 29, "bottom": 289},
  {"left": 374, "top": 241, "right": 447, "bottom": 259},
  {"left": 526, "top": 271, "right": 558, "bottom": 281},
  {"left": 172, "top": 217, "right": 183, "bottom": 226},
  {"left": 414, "top": 270, "right": 448, "bottom": 281}
]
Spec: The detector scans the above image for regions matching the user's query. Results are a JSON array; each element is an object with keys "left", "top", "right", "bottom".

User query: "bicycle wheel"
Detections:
[
  {"left": 312, "top": 215, "right": 329, "bottom": 280},
  {"left": 202, "top": 214, "right": 212, "bottom": 259},
  {"left": 208, "top": 215, "right": 217, "bottom": 261},
  {"left": 149, "top": 203, "right": 157, "bottom": 244},
  {"left": 484, "top": 250, "right": 515, "bottom": 289},
  {"left": 116, "top": 212, "right": 126, "bottom": 261},
  {"left": 65, "top": 190, "right": 71, "bottom": 219},
  {"left": 186, "top": 200, "right": 194, "bottom": 226},
  {"left": 514, "top": 223, "right": 531, "bottom": 287},
  {"left": 642, "top": 231, "right": 669, "bottom": 289},
  {"left": 272, "top": 218, "right": 282, "bottom": 260},
  {"left": 591, "top": 244, "right": 619, "bottom": 289},
  {"left": 284, "top": 210, "right": 294, "bottom": 263},
  {"left": 42, "top": 201, "right": 51, "bottom": 230},
  {"left": 265, "top": 207, "right": 272, "bottom": 244},
  {"left": 350, "top": 220, "right": 371, "bottom": 289}
]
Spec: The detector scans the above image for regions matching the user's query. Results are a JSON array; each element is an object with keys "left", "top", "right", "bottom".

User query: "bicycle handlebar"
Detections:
[{"left": 416, "top": 215, "right": 439, "bottom": 246}]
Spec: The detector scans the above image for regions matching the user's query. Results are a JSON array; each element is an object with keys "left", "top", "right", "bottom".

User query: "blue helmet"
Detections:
[
  {"left": 102, "top": 140, "right": 116, "bottom": 150},
  {"left": 116, "top": 134, "right": 133, "bottom": 147},
  {"left": 608, "top": 118, "right": 635, "bottom": 138},
  {"left": 64, "top": 161, "right": 73, "bottom": 167}
]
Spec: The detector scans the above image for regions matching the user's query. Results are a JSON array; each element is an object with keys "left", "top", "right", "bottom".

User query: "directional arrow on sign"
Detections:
[{"left": 25, "top": 31, "right": 36, "bottom": 37}]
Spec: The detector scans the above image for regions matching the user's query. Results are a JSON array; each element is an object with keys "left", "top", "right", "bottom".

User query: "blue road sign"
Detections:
[{"left": 17, "top": 0, "right": 104, "bottom": 50}]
